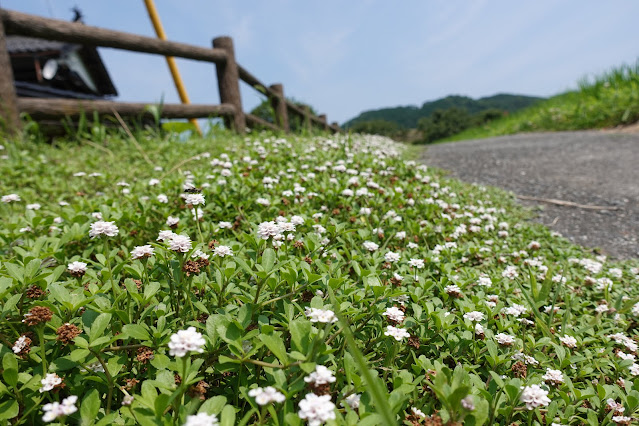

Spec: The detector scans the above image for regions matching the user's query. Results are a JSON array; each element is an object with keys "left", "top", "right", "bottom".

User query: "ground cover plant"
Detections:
[
  {"left": 1, "top": 129, "right": 639, "bottom": 425},
  {"left": 441, "top": 60, "right": 639, "bottom": 142}
]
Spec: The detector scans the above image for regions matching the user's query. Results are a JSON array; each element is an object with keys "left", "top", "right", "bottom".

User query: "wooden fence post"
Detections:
[
  {"left": 303, "top": 105, "right": 312, "bottom": 133},
  {"left": 212, "top": 36, "right": 245, "bottom": 133},
  {"left": 0, "top": 15, "right": 20, "bottom": 136},
  {"left": 269, "top": 83, "right": 289, "bottom": 133},
  {"left": 319, "top": 114, "right": 330, "bottom": 132},
  {"left": 331, "top": 122, "right": 340, "bottom": 133}
]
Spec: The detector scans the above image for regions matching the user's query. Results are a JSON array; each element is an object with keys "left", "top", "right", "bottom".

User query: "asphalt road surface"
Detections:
[{"left": 421, "top": 131, "right": 639, "bottom": 260}]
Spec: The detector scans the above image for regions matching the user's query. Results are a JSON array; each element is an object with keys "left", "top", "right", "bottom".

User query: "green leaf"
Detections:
[
  {"left": 2, "top": 353, "right": 18, "bottom": 388},
  {"left": 89, "top": 313, "right": 112, "bottom": 342},
  {"left": 220, "top": 405, "right": 236, "bottom": 426},
  {"left": 0, "top": 399, "right": 19, "bottom": 420},
  {"left": 289, "top": 318, "right": 311, "bottom": 353},
  {"left": 143, "top": 281, "right": 161, "bottom": 301},
  {"left": 80, "top": 388, "right": 101, "bottom": 425},
  {"left": 199, "top": 395, "right": 227, "bottom": 415},
  {"left": 261, "top": 248, "right": 276, "bottom": 272},
  {"left": 122, "top": 324, "right": 151, "bottom": 341},
  {"left": 258, "top": 333, "right": 289, "bottom": 365}
]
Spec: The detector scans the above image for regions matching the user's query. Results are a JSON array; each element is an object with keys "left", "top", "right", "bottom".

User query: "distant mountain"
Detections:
[{"left": 343, "top": 94, "right": 544, "bottom": 129}]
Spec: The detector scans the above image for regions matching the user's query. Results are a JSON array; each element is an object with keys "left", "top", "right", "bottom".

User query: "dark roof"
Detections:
[
  {"left": 15, "top": 81, "right": 104, "bottom": 100},
  {"left": 7, "top": 35, "right": 118, "bottom": 97},
  {"left": 6, "top": 35, "right": 67, "bottom": 54}
]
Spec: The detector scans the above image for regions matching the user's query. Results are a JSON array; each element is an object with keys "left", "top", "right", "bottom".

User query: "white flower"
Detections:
[
  {"left": 360, "top": 207, "right": 372, "bottom": 215},
  {"left": 122, "top": 395, "right": 134, "bottom": 406},
  {"left": 475, "top": 323, "right": 484, "bottom": 335},
  {"left": 89, "top": 221, "right": 119, "bottom": 238},
  {"left": 131, "top": 245, "right": 154, "bottom": 259},
  {"left": 184, "top": 194, "right": 205, "bottom": 206},
  {"left": 67, "top": 261, "right": 87, "bottom": 274},
  {"left": 520, "top": 385, "right": 551, "bottom": 410},
  {"left": 408, "top": 258, "right": 424, "bottom": 268},
  {"left": 384, "top": 251, "right": 400, "bottom": 263},
  {"left": 298, "top": 393, "right": 336, "bottom": 426},
  {"left": 256, "top": 197, "right": 270, "bottom": 206},
  {"left": 477, "top": 276, "right": 492, "bottom": 287},
  {"left": 461, "top": 396, "right": 475, "bottom": 411},
  {"left": 166, "top": 216, "right": 180, "bottom": 226},
  {"left": 168, "top": 327, "right": 206, "bottom": 357},
  {"left": 411, "top": 407, "right": 426, "bottom": 418},
  {"left": 157, "top": 230, "right": 176, "bottom": 242},
  {"left": 542, "top": 368, "right": 564, "bottom": 385},
  {"left": 40, "top": 373, "right": 62, "bottom": 392},
  {"left": 629, "top": 363, "right": 639, "bottom": 376},
  {"left": 362, "top": 241, "right": 379, "bottom": 252},
  {"left": 291, "top": 215, "right": 305, "bottom": 225},
  {"left": 304, "top": 365, "right": 336, "bottom": 385},
  {"left": 12, "top": 335, "right": 29, "bottom": 354},
  {"left": 612, "top": 416, "right": 633, "bottom": 425},
  {"left": 382, "top": 307, "right": 405, "bottom": 323},
  {"left": 157, "top": 194, "right": 169, "bottom": 203},
  {"left": 494, "top": 333, "right": 515, "bottom": 346},
  {"left": 502, "top": 266, "right": 518, "bottom": 279},
  {"left": 463, "top": 311, "right": 485, "bottom": 322},
  {"left": 384, "top": 325, "right": 410, "bottom": 341},
  {"left": 80, "top": 361, "right": 105, "bottom": 373},
  {"left": 258, "top": 221, "right": 281, "bottom": 240},
  {"left": 305, "top": 308, "right": 338, "bottom": 323},
  {"left": 191, "top": 249, "right": 209, "bottom": 261},
  {"left": 501, "top": 304, "right": 527, "bottom": 317},
  {"left": 607, "top": 399, "right": 626, "bottom": 413},
  {"left": 559, "top": 335, "right": 577, "bottom": 348},
  {"left": 343, "top": 393, "right": 361, "bottom": 410},
  {"left": 42, "top": 395, "right": 78, "bottom": 422},
  {"left": 168, "top": 234, "right": 192, "bottom": 253},
  {"left": 2, "top": 193, "right": 20, "bottom": 203},
  {"left": 183, "top": 413, "right": 219, "bottom": 426},
  {"left": 248, "top": 386, "right": 286, "bottom": 405},
  {"left": 26, "top": 203, "right": 41, "bottom": 210},
  {"left": 218, "top": 221, "right": 233, "bottom": 229},
  {"left": 148, "top": 178, "right": 160, "bottom": 186},
  {"left": 213, "top": 245, "right": 233, "bottom": 257}
]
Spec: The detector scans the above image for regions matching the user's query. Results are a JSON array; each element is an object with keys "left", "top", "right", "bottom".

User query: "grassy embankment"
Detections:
[
  {"left": 441, "top": 61, "right": 639, "bottom": 142},
  {"left": 0, "top": 127, "right": 638, "bottom": 425}
]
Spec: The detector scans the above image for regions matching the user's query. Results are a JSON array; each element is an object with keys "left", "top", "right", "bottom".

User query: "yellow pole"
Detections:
[{"left": 143, "top": 0, "right": 202, "bottom": 136}]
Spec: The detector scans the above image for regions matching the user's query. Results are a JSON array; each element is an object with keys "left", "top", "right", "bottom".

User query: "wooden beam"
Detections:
[
  {"left": 17, "top": 97, "right": 235, "bottom": 119},
  {"left": 245, "top": 113, "right": 279, "bottom": 132},
  {"left": 1, "top": 9, "right": 227, "bottom": 64}
]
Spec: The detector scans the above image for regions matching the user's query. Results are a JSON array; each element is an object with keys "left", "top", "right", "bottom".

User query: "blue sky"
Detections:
[{"left": 5, "top": 1, "right": 639, "bottom": 124}]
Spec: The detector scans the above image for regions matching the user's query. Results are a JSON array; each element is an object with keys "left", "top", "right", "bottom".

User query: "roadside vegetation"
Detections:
[
  {"left": 0, "top": 126, "right": 638, "bottom": 425},
  {"left": 442, "top": 60, "right": 639, "bottom": 142}
]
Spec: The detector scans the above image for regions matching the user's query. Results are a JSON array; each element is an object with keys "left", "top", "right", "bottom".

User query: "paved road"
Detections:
[{"left": 421, "top": 131, "right": 639, "bottom": 259}]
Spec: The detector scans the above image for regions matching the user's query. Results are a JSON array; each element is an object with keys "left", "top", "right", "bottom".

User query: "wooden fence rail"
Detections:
[{"left": 0, "top": 8, "right": 341, "bottom": 136}]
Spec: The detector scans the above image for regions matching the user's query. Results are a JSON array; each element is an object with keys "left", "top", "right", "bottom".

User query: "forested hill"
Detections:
[{"left": 343, "top": 94, "right": 544, "bottom": 128}]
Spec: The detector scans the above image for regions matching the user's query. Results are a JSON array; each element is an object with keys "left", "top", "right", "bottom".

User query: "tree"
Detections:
[
  {"left": 349, "top": 119, "right": 399, "bottom": 137},
  {"left": 417, "top": 107, "right": 471, "bottom": 143},
  {"left": 249, "top": 97, "right": 317, "bottom": 132}
]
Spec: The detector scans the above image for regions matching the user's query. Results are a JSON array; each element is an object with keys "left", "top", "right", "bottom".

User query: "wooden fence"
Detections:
[{"left": 0, "top": 9, "right": 341, "bottom": 135}]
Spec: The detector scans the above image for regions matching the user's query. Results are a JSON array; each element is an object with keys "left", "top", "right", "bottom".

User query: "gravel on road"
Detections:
[{"left": 421, "top": 131, "right": 639, "bottom": 260}]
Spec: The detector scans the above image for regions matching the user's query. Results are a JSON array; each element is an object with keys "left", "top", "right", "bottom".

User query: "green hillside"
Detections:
[{"left": 343, "top": 93, "right": 544, "bottom": 129}]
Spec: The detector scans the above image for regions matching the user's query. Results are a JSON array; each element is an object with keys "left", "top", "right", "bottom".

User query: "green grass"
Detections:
[
  {"left": 440, "top": 60, "right": 639, "bottom": 142},
  {"left": 1, "top": 127, "right": 639, "bottom": 425}
]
